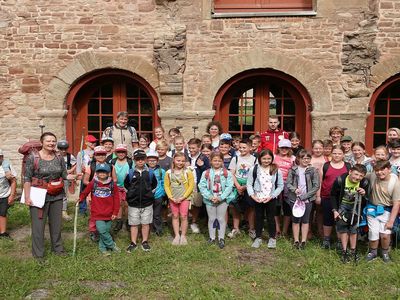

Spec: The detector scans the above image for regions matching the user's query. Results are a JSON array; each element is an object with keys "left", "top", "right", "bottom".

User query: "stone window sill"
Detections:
[{"left": 212, "top": 10, "right": 317, "bottom": 18}]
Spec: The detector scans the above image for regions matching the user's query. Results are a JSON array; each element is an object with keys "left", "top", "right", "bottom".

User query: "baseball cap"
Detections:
[
  {"left": 115, "top": 144, "right": 128, "bottom": 152},
  {"left": 340, "top": 136, "right": 353, "bottom": 142},
  {"left": 133, "top": 150, "right": 147, "bottom": 160},
  {"left": 389, "top": 140, "right": 400, "bottom": 149},
  {"left": 94, "top": 146, "right": 107, "bottom": 155},
  {"left": 101, "top": 137, "right": 114, "bottom": 144},
  {"left": 220, "top": 133, "right": 232, "bottom": 141},
  {"left": 278, "top": 139, "right": 292, "bottom": 148},
  {"left": 147, "top": 150, "right": 159, "bottom": 159},
  {"left": 95, "top": 163, "right": 111, "bottom": 173},
  {"left": 85, "top": 135, "right": 98, "bottom": 143}
]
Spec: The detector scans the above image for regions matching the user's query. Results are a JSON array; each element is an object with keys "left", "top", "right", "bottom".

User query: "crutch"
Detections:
[{"left": 351, "top": 193, "right": 362, "bottom": 264}]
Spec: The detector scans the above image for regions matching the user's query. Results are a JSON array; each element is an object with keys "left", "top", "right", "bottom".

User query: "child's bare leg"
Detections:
[
  {"left": 130, "top": 225, "right": 138, "bottom": 244},
  {"left": 301, "top": 223, "right": 309, "bottom": 243},
  {"left": 172, "top": 215, "right": 180, "bottom": 238},
  {"left": 141, "top": 224, "right": 150, "bottom": 242},
  {"left": 180, "top": 216, "right": 188, "bottom": 237}
]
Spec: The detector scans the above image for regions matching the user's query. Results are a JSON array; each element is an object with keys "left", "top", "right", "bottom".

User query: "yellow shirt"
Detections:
[{"left": 164, "top": 169, "right": 194, "bottom": 201}]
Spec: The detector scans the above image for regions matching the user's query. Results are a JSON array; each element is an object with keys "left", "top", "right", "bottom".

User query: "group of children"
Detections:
[{"left": 60, "top": 123, "right": 399, "bottom": 263}]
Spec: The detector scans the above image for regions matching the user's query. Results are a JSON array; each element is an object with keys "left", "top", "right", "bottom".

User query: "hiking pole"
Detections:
[
  {"left": 72, "top": 201, "right": 79, "bottom": 256},
  {"left": 352, "top": 193, "right": 362, "bottom": 264}
]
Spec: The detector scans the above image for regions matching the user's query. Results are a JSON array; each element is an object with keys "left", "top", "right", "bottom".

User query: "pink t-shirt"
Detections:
[
  {"left": 274, "top": 155, "right": 295, "bottom": 182},
  {"left": 320, "top": 163, "right": 348, "bottom": 198}
]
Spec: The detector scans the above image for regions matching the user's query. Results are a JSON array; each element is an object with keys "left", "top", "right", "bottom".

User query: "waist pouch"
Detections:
[
  {"left": 32, "top": 177, "right": 64, "bottom": 196},
  {"left": 364, "top": 204, "right": 391, "bottom": 218}
]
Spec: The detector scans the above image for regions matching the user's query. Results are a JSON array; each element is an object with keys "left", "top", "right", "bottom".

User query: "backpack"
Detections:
[
  {"left": 18, "top": 140, "right": 42, "bottom": 184},
  {"left": 322, "top": 161, "right": 351, "bottom": 181},
  {"left": 111, "top": 157, "right": 134, "bottom": 169},
  {"left": 127, "top": 167, "right": 157, "bottom": 187},
  {"left": 204, "top": 168, "right": 229, "bottom": 189},
  {"left": 107, "top": 125, "right": 135, "bottom": 139},
  {"left": 88, "top": 160, "right": 114, "bottom": 182}
]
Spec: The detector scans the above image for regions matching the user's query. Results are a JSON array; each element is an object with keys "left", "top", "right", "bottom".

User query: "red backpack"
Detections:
[{"left": 18, "top": 140, "right": 42, "bottom": 184}]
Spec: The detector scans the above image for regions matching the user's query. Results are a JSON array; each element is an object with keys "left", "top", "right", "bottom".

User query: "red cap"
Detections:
[
  {"left": 85, "top": 135, "right": 98, "bottom": 143},
  {"left": 115, "top": 144, "right": 127, "bottom": 152}
]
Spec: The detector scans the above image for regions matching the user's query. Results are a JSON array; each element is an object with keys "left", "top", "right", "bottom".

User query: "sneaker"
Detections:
[
  {"left": 218, "top": 239, "right": 225, "bottom": 249},
  {"left": 293, "top": 241, "right": 300, "bottom": 249},
  {"left": 351, "top": 251, "right": 360, "bottom": 263},
  {"left": 365, "top": 251, "right": 377, "bottom": 262},
  {"left": 341, "top": 250, "right": 349, "bottom": 264},
  {"left": 141, "top": 241, "right": 151, "bottom": 252},
  {"left": 381, "top": 252, "right": 391, "bottom": 263},
  {"left": 155, "top": 230, "right": 163, "bottom": 237},
  {"left": 322, "top": 239, "right": 331, "bottom": 250},
  {"left": 251, "top": 238, "right": 262, "bottom": 249},
  {"left": 172, "top": 235, "right": 180, "bottom": 245},
  {"left": 190, "top": 223, "right": 200, "bottom": 234},
  {"left": 248, "top": 230, "right": 256, "bottom": 240},
  {"left": 112, "top": 219, "right": 123, "bottom": 234},
  {"left": 300, "top": 241, "right": 306, "bottom": 250},
  {"left": 227, "top": 229, "right": 241, "bottom": 239},
  {"left": 267, "top": 238, "right": 277, "bottom": 249},
  {"left": 0, "top": 232, "right": 12, "bottom": 240},
  {"left": 126, "top": 242, "right": 137, "bottom": 253},
  {"left": 112, "top": 245, "right": 121, "bottom": 253},
  {"left": 180, "top": 235, "right": 188, "bottom": 245},
  {"left": 207, "top": 238, "right": 215, "bottom": 245},
  {"left": 62, "top": 211, "right": 72, "bottom": 221},
  {"left": 102, "top": 251, "right": 111, "bottom": 257}
]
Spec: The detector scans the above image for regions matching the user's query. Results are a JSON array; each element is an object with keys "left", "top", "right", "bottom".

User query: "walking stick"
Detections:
[
  {"left": 73, "top": 201, "right": 79, "bottom": 256},
  {"left": 352, "top": 193, "right": 362, "bottom": 264}
]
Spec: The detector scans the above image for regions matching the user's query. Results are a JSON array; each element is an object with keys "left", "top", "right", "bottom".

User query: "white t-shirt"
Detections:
[
  {"left": 229, "top": 154, "right": 257, "bottom": 184},
  {"left": 256, "top": 167, "right": 273, "bottom": 199}
]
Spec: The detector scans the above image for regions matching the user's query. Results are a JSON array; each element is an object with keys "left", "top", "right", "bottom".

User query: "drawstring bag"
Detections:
[{"left": 292, "top": 198, "right": 305, "bottom": 218}]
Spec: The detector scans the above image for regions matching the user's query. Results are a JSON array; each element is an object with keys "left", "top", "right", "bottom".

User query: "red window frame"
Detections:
[
  {"left": 366, "top": 75, "right": 400, "bottom": 153},
  {"left": 214, "top": 0, "right": 313, "bottom": 13},
  {"left": 66, "top": 69, "right": 160, "bottom": 154},
  {"left": 214, "top": 69, "right": 312, "bottom": 149}
]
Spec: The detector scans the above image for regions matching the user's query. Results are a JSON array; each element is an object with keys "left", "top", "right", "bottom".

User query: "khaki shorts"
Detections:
[
  {"left": 367, "top": 211, "right": 391, "bottom": 241},
  {"left": 191, "top": 191, "right": 203, "bottom": 207},
  {"left": 128, "top": 205, "right": 153, "bottom": 225}
]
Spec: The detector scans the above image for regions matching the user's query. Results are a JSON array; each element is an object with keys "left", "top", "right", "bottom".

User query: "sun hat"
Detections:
[{"left": 146, "top": 150, "right": 159, "bottom": 159}]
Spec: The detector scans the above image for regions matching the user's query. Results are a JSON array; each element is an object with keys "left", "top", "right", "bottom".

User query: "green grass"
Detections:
[{"left": 1, "top": 203, "right": 400, "bottom": 299}]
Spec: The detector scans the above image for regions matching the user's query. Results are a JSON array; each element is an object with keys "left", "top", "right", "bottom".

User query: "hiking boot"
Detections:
[
  {"left": 251, "top": 238, "right": 262, "bottom": 249},
  {"left": 207, "top": 238, "right": 215, "bottom": 245},
  {"left": 218, "top": 239, "right": 225, "bottom": 249},
  {"left": 365, "top": 251, "right": 377, "bottom": 262},
  {"left": 155, "top": 230, "right": 163, "bottom": 237},
  {"left": 141, "top": 241, "right": 151, "bottom": 252},
  {"left": 180, "top": 235, "right": 188, "bottom": 245},
  {"left": 248, "top": 230, "right": 256, "bottom": 240},
  {"left": 62, "top": 211, "right": 72, "bottom": 221},
  {"left": 172, "top": 235, "right": 180, "bottom": 245},
  {"left": 322, "top": 239, "right": 331, "bottom": 250},
  {"left": 267, "top": 238, "right": 277, "bottom": 249},
  {"left": 190, "top": 223, "right": 200, "bottom": 234},
  {"left": 89, "top": 232, "right": 98, "bottom": 243},
  {"left": 300, "top": 242, "right": 306, "bottom": 250},
  {"left": 102, "top": 251, "right": 111, "bottom": 257},
  {"left": 126, "top": 242, "right": 137, "bottom": 253},
  {"left": 293, "top": 241, "right": 300, "bottom": 249},
  {"left": 381, "top": 252, "right": 391, "bottom": 263},
  {"left": 227, "top": 229, "right": 241, "bottom": 239}
]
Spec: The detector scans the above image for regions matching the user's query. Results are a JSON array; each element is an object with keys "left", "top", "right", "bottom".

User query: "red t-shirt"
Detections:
[{"left": 320, "top": 163, "right": 348, "bottom": 198}]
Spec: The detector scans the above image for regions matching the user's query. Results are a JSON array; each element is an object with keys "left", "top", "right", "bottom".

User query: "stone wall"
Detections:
[{"left": 1, "top": 0, "right": 400, "bottom": 172}]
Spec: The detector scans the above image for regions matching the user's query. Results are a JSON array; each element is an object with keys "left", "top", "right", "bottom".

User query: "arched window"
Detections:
[
  {"left": 366, "top": 75, "right": 400, "bottom": 152},
  {"left": 214, "top": 69, "right": 312, "bottom": 148},
  {"left": 66, "top": 70, "right": 159, "bottom": 154}
]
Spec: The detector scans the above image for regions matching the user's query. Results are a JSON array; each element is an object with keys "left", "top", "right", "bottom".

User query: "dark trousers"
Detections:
[
  {"left": 152, "top": 198, "right": 163, "bottom": 232},
  {"left": 30, "top": 199, "right": 64, "bottom": 258},
  {"left": 79, "top": 182, "right": 87, "bottom": 214},
  {"left": 255, "top": 199, "right": 277, "bottom": 239}
]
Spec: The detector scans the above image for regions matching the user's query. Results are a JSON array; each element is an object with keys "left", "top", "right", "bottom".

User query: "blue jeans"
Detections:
[{"left": 95, "top": 220, "right": 115, "bottom": 252}]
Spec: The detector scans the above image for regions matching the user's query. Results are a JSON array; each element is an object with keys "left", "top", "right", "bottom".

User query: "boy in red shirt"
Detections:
[{"left": 79, "top": 163, "right": 120, "bottom": 256}]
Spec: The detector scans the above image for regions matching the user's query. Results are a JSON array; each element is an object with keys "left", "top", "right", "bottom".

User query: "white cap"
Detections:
[
  {"left": 292, "top": 199, "right": 306, "bottom": 218},
  {"left": 147, "top": 150, "right": 159, "bottom": 158},
  {"left": 278, "top": 139, "right": 292, "bottom": 148}
]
